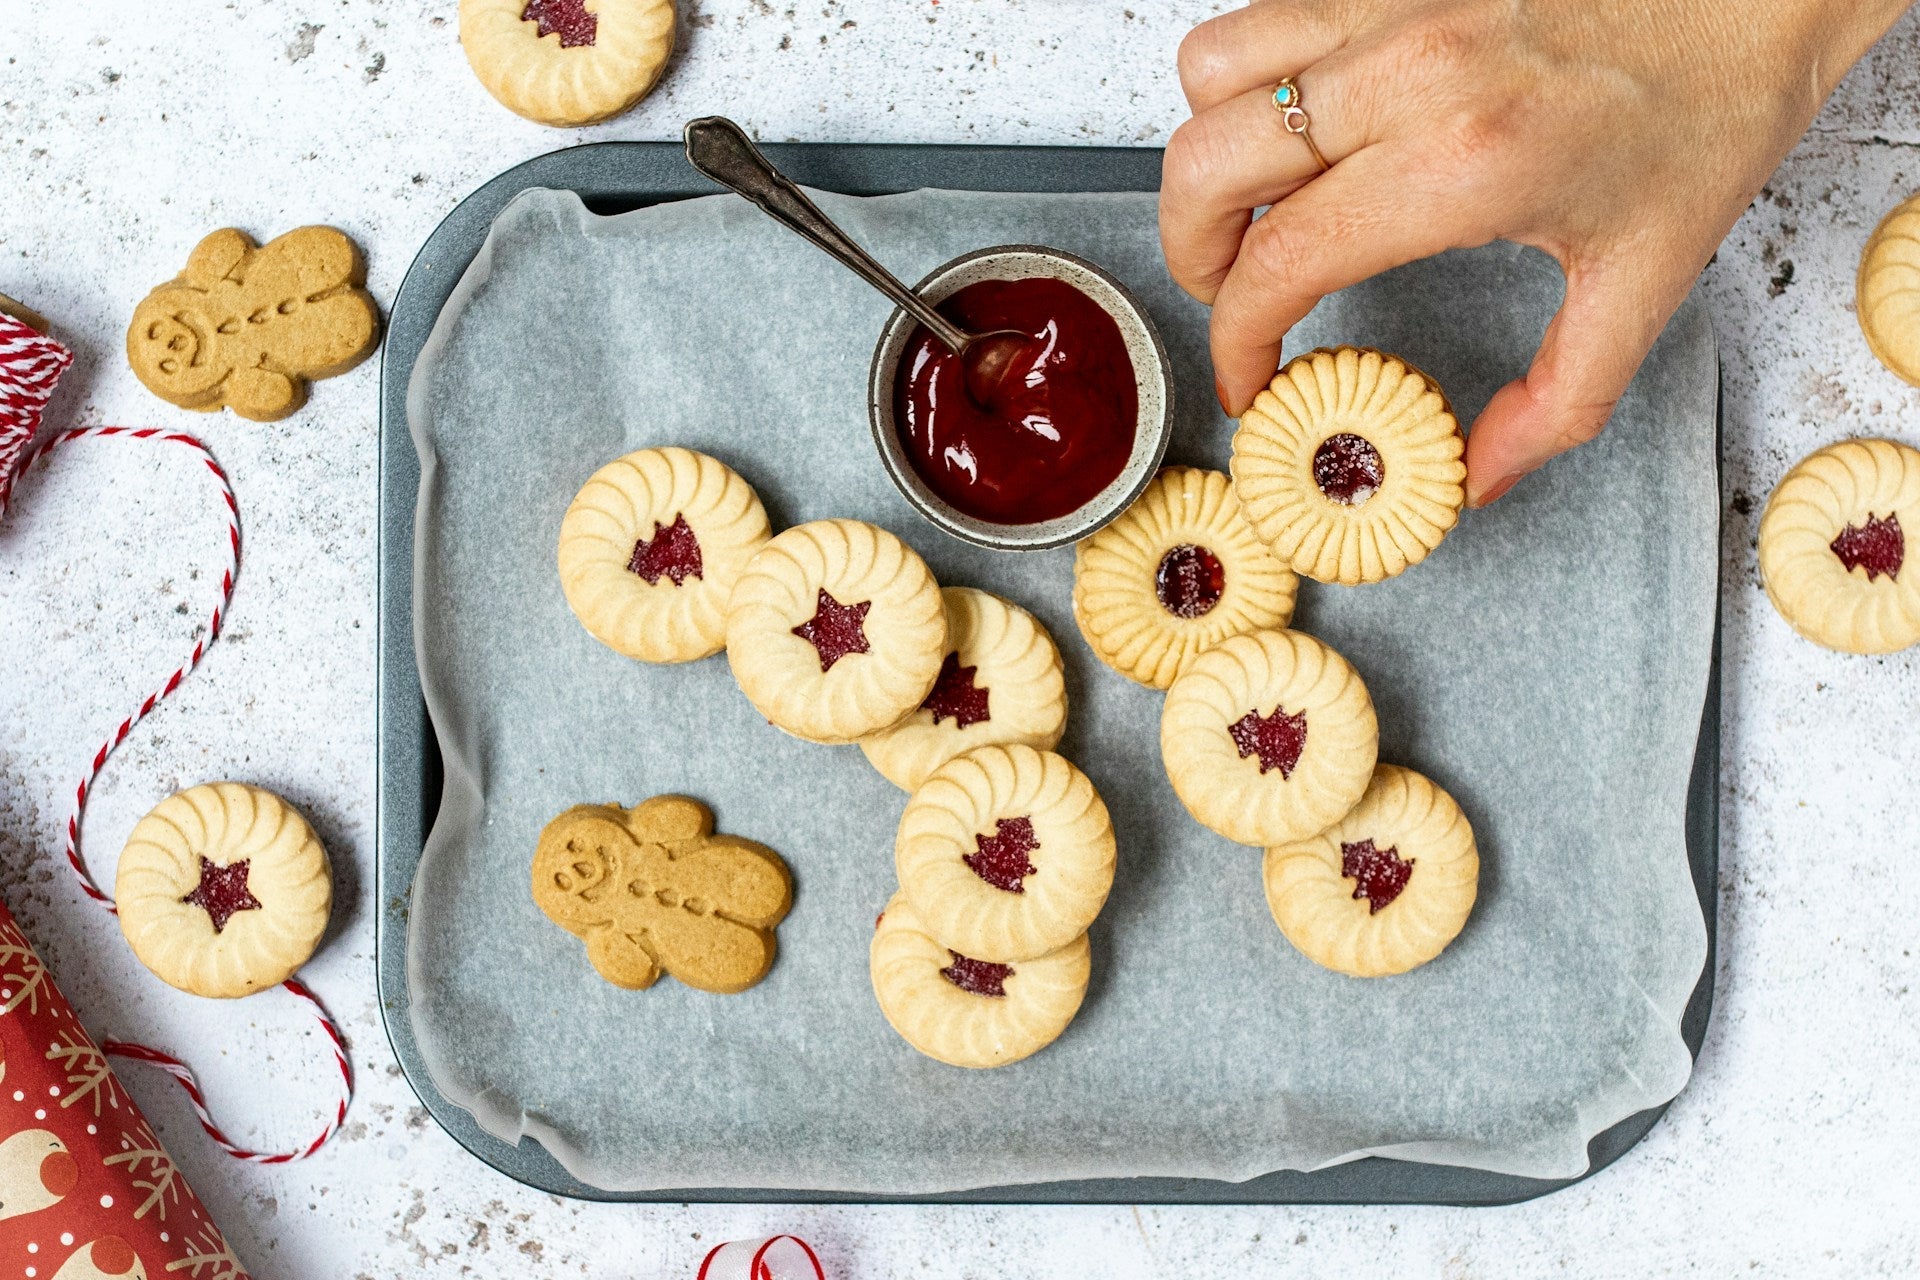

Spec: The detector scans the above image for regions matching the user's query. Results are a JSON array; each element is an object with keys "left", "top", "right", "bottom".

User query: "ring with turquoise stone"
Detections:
[{"left": 1272, "top": 76, "right": 1330, "bottom": 173}]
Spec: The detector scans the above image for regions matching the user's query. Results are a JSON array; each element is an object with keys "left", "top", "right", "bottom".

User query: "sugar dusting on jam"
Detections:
[
  {"left": 1312, "top": 433, "right": 1384, "bottom": 505},
  {"left": 1155, "top": 543, "right": 1226, "bottom": 619},
  {"left": 940, "top": 951, "right": 1013, "bottom": 997},
  {"left": 1830, "top": 512, "right": 1904, "bottom": 581},
  {"left": 1229, "top": 706, "right": 1307, "bottom": 778},
  {"left": 963, "top": 815, "right": 1038, "bottom": 893},
  {"left": 1340, "top": 838, "right": 1415, "bottom": 914},
  {"left": 180, "top": 856, "right": 263, "bottom": 933},
  {"left": 626, "top": 512, "right": 704, "bottom": 586},
  {"left": 923, "top": 652, "right": 991, "bottom": 728},
  {"left": 791, "top": 589, "right": 871, "bottom": 672},
  {"left": 521, "top": 0, "right": 598, "bottom": 45}
]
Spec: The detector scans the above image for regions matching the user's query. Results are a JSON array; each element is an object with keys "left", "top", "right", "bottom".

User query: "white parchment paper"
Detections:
[{"left": 405, "top": 186, "right": 1715, "bottom": 1193}]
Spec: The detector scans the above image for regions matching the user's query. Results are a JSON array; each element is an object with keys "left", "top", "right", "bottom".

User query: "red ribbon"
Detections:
[{"left": 698, "top": 1236, "right": 827, "bottom": 1280}]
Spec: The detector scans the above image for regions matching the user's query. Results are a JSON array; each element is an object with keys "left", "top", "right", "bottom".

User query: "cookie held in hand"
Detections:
[
  {"left": 116, "top": 783, "right": 333, "bottom": 999},
  {"left": 533, "top": 795, "right": 791, "bottom": 994},
  {"left": 1264, "top": 764, "right": 1479, "bottom": 978},
  {"left": 1231, "top": 347, "right": 1465, "bottom": 585},
  {"left": 126, "top": 227, "right": 380, "bottom": 421},
  {"left": 460, "top": 0, "right": 676, "bottom": 127}
]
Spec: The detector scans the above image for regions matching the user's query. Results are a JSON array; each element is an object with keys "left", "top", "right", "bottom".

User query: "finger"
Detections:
[
  {"left": 1178, "top": 0, "right": 1351, "bottom": 113},
  {"left": 1162, "top": 64, "right": 1378, "bottom": 305},
  {"left": 1208, "top": 147, "right": 1479, "bottom": 414},
  {"left": 1462, "top": 263, "right": 1681, "bottom": 506}
]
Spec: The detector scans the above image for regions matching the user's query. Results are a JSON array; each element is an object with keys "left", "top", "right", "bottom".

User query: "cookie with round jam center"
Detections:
[
  {"left": 1312, "top": 433, "right": 1384, "bottom": 505},
  {"left": 1154, "top": 543, "right": 1226, "bottom": 618}
]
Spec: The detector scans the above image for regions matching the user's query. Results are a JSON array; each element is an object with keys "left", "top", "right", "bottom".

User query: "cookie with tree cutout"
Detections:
[{"left": 460, "top": 0, "right": 676, "bottom": 127}]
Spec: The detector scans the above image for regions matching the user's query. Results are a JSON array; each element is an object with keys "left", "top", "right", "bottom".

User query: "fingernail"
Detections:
[
  {"left": 1470, "top": 472, "right": 1523, "bottom": 509},
  {"left": 1215, "top": 379, "right": 1233, "bottom": 417}
]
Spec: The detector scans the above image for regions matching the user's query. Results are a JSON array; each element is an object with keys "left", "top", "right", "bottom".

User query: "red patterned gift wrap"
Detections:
[{"left": 0, "top": 899, "right": 248, "bottom": 1280}]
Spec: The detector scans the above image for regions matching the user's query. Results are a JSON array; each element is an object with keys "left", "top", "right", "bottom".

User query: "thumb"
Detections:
[{"left": 1464, "top": 261, "right": 1675, "bottom": 507}]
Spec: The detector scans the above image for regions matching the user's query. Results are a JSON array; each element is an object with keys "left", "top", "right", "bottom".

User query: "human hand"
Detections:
[{"left": 1162, "top": 0, "right": 1913, "bottom": 504}]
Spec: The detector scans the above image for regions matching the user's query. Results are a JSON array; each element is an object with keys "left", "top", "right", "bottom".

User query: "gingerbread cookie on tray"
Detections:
[
  {"left": 460, "top": 0, "right": 676, "bottom": 127},
  {"left": 859, "top": 587, "right": 1068, "bottom": 791},
  {"left": 1231, "top": 347, "right": 1465, "bottom": 585},
  {"left": 870, "top": 892, "right": 1090, "bottom": 1069},
  {"left": 1758, "top": 437, "right": 1920, "bottom": 654},
  {"left": 1073, "top": 467, "right": 1297, "bottom": 689},
  {"left": 1264, "top": 764, "right": 1479, "bottom": 978},
  {"left": 726, "top": 518, "right": 948, "bottom": 743},
  {"left": 559, "top": 446, "right": 772, "bottom": 663}
]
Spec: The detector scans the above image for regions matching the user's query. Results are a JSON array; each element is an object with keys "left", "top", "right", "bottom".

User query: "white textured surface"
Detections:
[{"left": 0, "top": 2, "right": 1917, "bottom": 1274}]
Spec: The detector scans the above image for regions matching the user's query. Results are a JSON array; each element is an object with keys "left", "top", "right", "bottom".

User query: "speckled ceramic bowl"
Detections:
[{"left": 868, "top": 245, "right": 1173, "bottom": 551}]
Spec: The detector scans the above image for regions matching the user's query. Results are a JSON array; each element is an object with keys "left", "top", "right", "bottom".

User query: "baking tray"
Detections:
[{"left": 375, "top": 141, "right": 1720, "bottom": 1205}]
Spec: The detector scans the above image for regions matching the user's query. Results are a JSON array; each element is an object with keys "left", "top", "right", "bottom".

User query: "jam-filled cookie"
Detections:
[
  {"left": 726, "top": 518, "right": 948, "bottom": 743},
  {"left": 116, "top": 783, "right": 333, "bottom": 999},
  {"left": 559, "top": 447, "right": 772, "bottom": 664},
  {"left": 1858, "top": 191, "right": 1920, "bottom": 387},
  {"left": 860, "top": 587, "right": 1068, "bottom": 791},
  {"left": 1264, "top": 765, "right": 1478, "bottom": 978},
  {"left": 1072, "top": 467, "right": 1298, "bottom": 689},
  {"left": 1161, "top": 629, "right": 1378, "bottom": 846},
  {"left": 1230, "top": 347, "right": 1465, "bottom": 585},
  {"left": 460, "top": 0, "right": 676, "bottom": 128},
  {"left": 870, "top": 892, "right": 1091, "bottom": 1069},
  {"left": 1759, "top": 438, "right": 1920, "bottom": 654},
  {"left": 894, "top": 745, "right": 1115, "bottom": 964}
]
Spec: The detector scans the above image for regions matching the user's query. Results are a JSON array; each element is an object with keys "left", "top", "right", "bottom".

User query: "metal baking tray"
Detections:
[{"left": 375, "top": 140, "right": 1719, "bottom": 1205}]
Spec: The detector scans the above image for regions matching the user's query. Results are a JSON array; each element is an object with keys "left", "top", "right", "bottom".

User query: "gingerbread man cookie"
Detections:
[
  {"left": 533, "top": 795, "right": 792, "bottom": 994},
  {"left": 126, "top": 227, "right": 380, "bottom": 421}
]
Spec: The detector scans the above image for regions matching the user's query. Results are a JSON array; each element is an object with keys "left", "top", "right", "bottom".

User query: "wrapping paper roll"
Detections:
[{"left": 0, "top": 897, "right": 250, "bottom": 1280}]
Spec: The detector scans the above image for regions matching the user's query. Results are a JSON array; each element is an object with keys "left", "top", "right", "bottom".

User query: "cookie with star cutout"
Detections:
[
  {"left": 859, "top": 587, "right": 1068, "bottom": 790},
  {"left": 1073, "top": 466, "right": 1298, "bottom": 689},
  {"left": 1231, "top": 347, "right": 1466, "bottom": 585},
  {"left": 1264, "top": 765, "right": 1479, "bottom": 977},
  {"left": 894, "top": 745, "right": 1115, "bottom": 964},
  {"left": 1160, "top": 629, "right": 1378, "bottom": 847},
  {"left": 725, "top": 518, "right": 948, "bottom": 743},
  {"left": 870, "top": 891, "right": 1091, "bottom": 1069},
  {"left": 115, "top": 783, "right": 334, "bottom": 999},
  {"left": 460, "top": 0, "right": 677, "bottom": 127},
  {"left": 559, "top": 447, "right": 772, "bottom": 664},
  {"left": 1758, "top": 438, "right": 1920, "bottom": 654}
]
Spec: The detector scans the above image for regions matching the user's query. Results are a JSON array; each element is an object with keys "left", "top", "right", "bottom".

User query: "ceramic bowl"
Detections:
[{"left": 867, "top": 245, "right": 1174, "bottom": 551}]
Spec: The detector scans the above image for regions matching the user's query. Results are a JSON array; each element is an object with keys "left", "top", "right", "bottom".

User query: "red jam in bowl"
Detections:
[{"left": 892, "top": 277, "right": 1137, "bottom": 525}]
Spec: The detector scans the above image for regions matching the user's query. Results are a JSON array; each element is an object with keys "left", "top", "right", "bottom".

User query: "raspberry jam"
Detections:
[
  {"left": 1155, "top": 543, "right": 1225, "bottom": 618},
  {"left": 521, "top": 0, "right": 597, "bottom": 46},
  {"left": 791, "top": 589, "right": 871, "bottom": 672},
  {"left": 626, "top": 513, "right": 704, "bottom": 586},
  {"left": 1313, "top": 433, "right": 1384, "bottom": 505},
  {"left": 1830, "top": 512, "right": 1903, "bottom": 581},
  {"left": 940, "top": 951, "right": 1012, "bottom": 997},
  {"left": 893, "top": 278, "right": 1137, "bottom": 525},
  {"left": 923, "top": 652, "right": 991, "bottom": 728},
  {"left": 964, "top": 815, "right": 1038, "bottom": 893},
  {"left": 1230, "top": 706, "right": 1307, "bottom": 778},
  {"left": 1341, "top": 838, "right": 1415, "bottom": 914},
  {"left": 179, "top": 856, "right": 263, "bottom": 933}
]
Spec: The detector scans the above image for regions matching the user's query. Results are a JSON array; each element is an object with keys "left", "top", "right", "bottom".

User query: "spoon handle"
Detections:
[{"left": 682, "top": 116, "right": 970, "bottom": 354}]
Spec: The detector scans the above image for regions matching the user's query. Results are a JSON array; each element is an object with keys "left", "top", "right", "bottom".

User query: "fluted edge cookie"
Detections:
[
  {"left": 1758, "top": 437, "right": 1920, "bottom": 653},
  {"left": 532, "top": 795, "right": 791, "bottom": 994},
  {"left": 1858, "top": 191, "right": 1920, "bottom": 387},
  {"left": 870, "top": 892, "right": 1090, "bottom": 1069},
  {"left": 895, "top": 745, "right": 1115, "bottom": 963},
  {"left": 558, "top": 446, "right": 772, "bottom": 663},
  {"left": 460, "top": 0, "right": 677, "bottom": 127},
  {"left": 726, "top": 518, "right": 948, "bottom": 743},
  {"left": 1161, "top": 629, "right": 1378, "bottom": 846},
  {"left": 116, "top": 783, "right": 333, "bottom": 999},
  {"left": 1231, "top": 347, "right": 1465, "bottom": 585},
  {"left": 1073, "top": 466, "right": 1298, "bottom": 689},
  {"left": 1264, "top": 765, "right": 1478, "bottom": 977},
  {"left": 860, "top": 587, "right": 1067, "bottom": 790}
]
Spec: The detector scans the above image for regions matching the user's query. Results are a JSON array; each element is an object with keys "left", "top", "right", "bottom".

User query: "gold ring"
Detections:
[{"left": 1273, "top": 77, "right": 1330, "bottom": 174}]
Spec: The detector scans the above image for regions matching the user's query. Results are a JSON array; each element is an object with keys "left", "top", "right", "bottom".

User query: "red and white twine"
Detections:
[{"left": 0, "top": 311, "right": 351, "bottom": 1162}]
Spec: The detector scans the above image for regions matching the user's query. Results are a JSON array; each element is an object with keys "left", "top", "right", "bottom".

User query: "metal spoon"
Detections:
[{"left": 683, "top": 116, "right": 1035, "bottom": 407}]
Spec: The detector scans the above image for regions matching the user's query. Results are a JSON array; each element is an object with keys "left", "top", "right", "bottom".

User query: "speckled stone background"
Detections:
[{"left": 1, "top": 3, "right": 1916, "bottom": 1276}]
